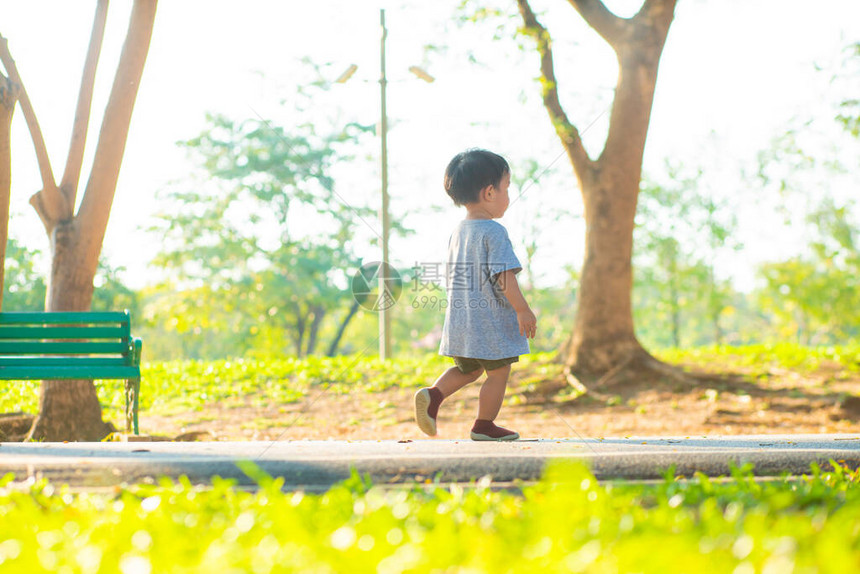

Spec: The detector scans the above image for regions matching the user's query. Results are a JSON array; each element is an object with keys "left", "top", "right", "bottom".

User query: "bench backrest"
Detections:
[{"left": 0, "top": 312, "right": 140, "bottom": 379}]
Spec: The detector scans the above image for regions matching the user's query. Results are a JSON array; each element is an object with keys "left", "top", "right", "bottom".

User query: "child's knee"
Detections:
[
  {"left": 467, "top": 368, "right": 484, "bottom": 380},
  {"left": 485, "top": 364, "right": 511, "bottom": 377}
]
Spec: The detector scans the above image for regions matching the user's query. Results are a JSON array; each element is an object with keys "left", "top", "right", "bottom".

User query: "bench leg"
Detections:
[{"left": 125, "top": 378, "right": 141, "bottom": 435}]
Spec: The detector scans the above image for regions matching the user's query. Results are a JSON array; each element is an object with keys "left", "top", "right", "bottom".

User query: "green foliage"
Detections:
[
  {"left": 5, "top": 344, "right": 854, "bottom": 431},
  {"left": 749, "top": 41, "right": 860, "bottom": 347},
  {"left": 0, "top": 353, "right": 460, "bottom": 420},
  {"left": 520, "top": 284, "right": 577, "bottom": 353},
  {"left": 835, "top": 42, "right": 860, "bottom": 138},
  {"left": 155, "top": 111, "right": 371, "bottom": 279},
  {"left": 634, "top": 164, "right": 740, "bottom": 349},
  {"left": 91, "top": 260, "right": 140, "bottom": 318},
  {"left": 3, "top": 462, "right": 860, "bottom": 572},
  {"left": 3, "top": 237, "right": 139, "bottom": 315},
  {"left": 656, "top": 343, "right": 860, "bottom": 375},
  {"left": 756, "top": 198, "right": 860, "bottom": 344},
  {"left": 148, "top": 104, "right": 374, "bottom": 357},
  {"left": 2, "top": 237, "right": 46, "bottom": 311}
]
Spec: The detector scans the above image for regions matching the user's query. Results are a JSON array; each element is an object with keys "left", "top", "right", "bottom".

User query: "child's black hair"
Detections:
[{"left": 443, "top": 149, "right": 510, "bottom": 206}]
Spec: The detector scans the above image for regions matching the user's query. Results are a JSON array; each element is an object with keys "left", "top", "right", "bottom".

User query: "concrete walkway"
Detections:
[{"left": 2, "top": 434, "right": 860, "bottom": 490}]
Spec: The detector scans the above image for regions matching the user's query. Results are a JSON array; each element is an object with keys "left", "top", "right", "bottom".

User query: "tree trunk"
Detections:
[
  {"left": 328, "top": 299, "right": 361, "bottom": 356},
  {"left": 0, "top": 73, "right": 16, "bottom": 309},
  {"left": 292, "top": 303, "right": 306, "bottom": 357},
  {"left": 671, "top": 307, "right": 680, "bottom": 347},
  {"left": 712, "top": 311, "right": 723, "bottom": 345},
  {"left": 564, "top": 38, "right": 670, "bottom": 382},
  {"left": 305, "top": 305, "right": 325, "bottom": 356},
  {"left": 708, "top": 269, "right": 723, "bottom": 344},
  {"left": 566, "top": 168, "right": 649, "bottom": 380},
  {"left": 27, "top": 221, "right": 113, "bottom": 441},
  {"left": 26, "top": 380, "right": 112, "bottom": 440},
  {"left": 46, "top": 221, "right": 97, "bottom": 311},
  {"left": 670, "top": 259, "right": 680, "bottom": 348}
]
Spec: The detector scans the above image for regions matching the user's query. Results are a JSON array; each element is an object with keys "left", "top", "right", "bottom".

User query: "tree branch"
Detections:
[
  {"left": 633, "top": 0, "right": 678, "bottom": 32},
  {"left": 76, "top": 0, "right": 157, "bottom": 263},
  {"left": 60, "top": 0, "right": 109, "bottom": 210},
  {"left": 516, "top": 0, "right": 593, "bottom": 180},
  {"left": 0, "top": 35, "right": 69, "bottom": 227},
  {"left": 567, "top": 0, "right": 628, "bottom": 48},
  {"left": 600, "top": 0, "right": 676, "bottom": 171}
]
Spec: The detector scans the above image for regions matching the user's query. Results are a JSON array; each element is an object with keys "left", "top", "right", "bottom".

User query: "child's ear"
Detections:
[{"left": 480, "top": 184, "right": 495, "bottom": 201}]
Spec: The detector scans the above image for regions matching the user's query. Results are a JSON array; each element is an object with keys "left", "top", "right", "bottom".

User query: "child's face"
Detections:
[
  {"left": 487, "top": 171, "right": 511, "bottom": 218},
  {"left": 465, "top": 171, "right": 512, "bottom": 219}
]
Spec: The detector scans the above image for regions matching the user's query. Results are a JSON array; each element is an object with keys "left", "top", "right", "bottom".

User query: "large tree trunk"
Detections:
[
  {"left": 27, "top": 222, "right": 112, "bottom": 441},
  {"left": 47, "top": 222, "right": 97, "bottom": 311},
  {"left": 518, "top": 0, "right": 677, "bottom": 386},
  {"left": 568, "top": 166, "right": 645, "bottom": 379}
]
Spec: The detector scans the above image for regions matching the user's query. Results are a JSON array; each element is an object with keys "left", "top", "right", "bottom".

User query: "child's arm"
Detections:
[{"left": 497, "top": 270, "right": 537, "bottom": 339}]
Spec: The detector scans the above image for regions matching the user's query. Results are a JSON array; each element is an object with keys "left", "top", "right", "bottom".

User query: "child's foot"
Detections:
[
  {"left": 414, "top": 387, "right": 443, "bottom": 436},
  {"left": 470, "top": 419, "right": 519, "bottom": 441}
]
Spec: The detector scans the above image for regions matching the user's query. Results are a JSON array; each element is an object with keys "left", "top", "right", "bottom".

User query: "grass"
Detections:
[
  {"left": 0, "top": 354, "right": 455, "bottom": 421},
  {"left": 656, "top": 342, "right": 860, "bottom": 376},
  {"left": 3, "top": 345, "right": 860, "bottom": 570},
  {"left": 1, "top": 462, "right": 860, "bottom": 572},
  {"left": 0, "top": 353, "right": 556, "bottom": 422},
  {"left": 1, "top": 344, "right": 857, "bottom": 426}
]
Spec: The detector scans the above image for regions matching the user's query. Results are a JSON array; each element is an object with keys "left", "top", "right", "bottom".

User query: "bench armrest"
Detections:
[{"left": 131, "top": 338, "right": 143, "bottom": 368}]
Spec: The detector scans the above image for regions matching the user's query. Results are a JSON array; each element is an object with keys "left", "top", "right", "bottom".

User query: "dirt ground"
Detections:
[{"left": 137, "top": 359, "right": 860, "bottom": 442}]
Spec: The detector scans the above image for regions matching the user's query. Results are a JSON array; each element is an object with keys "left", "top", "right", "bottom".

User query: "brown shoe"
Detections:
[
  {"left": 470, "top": 419, "right": 519, "bottom": 441},
  {"left": 414, "top": 387, "right": 443, "bottom": 436}
]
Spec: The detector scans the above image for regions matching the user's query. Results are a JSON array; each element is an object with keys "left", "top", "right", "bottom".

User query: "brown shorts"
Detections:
[{"left": 453, "top": 356, "right": 519, "bottom": 374}]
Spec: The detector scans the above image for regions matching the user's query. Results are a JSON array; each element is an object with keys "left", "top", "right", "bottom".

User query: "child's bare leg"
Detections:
[
  {"left": 433, "top": 366, "right": 483, "bottom": 398},
  {"left": 477, "top": 364, "right": 511, "bottom": 421}
]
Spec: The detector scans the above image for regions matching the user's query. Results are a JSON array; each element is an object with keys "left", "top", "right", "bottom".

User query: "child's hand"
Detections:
[{"left": 517, "top": 309, "right": 537, "bottom": 339}]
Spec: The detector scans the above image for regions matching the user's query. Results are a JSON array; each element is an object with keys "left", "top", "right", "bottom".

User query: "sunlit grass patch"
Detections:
[
  {"left": 656, "top": 343, "right": 860, "bottom": 376},
  {"left": 3, "top": 346, "right": 856, "bottom": 431},
  {"left": 2, "top": 461, "right": 860, "bottom": 572},
  {"left": 0, "top": 354, "right": 454, "bottom": 421},
  {"left": 0, "top": 380, "right": 41, "bottom": 415}
]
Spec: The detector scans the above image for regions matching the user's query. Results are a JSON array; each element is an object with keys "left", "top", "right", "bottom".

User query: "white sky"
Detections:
[{"left": 1, "top": 0, "right": 858, "bottom": 291}]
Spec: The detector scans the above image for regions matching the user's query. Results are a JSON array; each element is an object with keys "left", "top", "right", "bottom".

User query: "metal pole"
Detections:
[{"left": 379, "top": 8, "right": 392, "bottom": 360}]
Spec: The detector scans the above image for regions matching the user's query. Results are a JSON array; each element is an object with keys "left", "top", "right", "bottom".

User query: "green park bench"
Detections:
[{"left": 0, "top": 311, "right": 143, "bottom": 435}]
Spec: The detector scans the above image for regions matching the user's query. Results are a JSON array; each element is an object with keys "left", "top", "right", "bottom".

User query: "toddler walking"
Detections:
[{"left": 414, "top": 149, "right": 537, "bottom": 441}]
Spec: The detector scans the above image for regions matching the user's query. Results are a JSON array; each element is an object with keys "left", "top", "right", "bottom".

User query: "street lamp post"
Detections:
[
  {"left": 338, "top": 9, "right": 434, "bottom": 361},
  {"left": 379, "top": 8, "right": 392, "bottom": 361}
]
